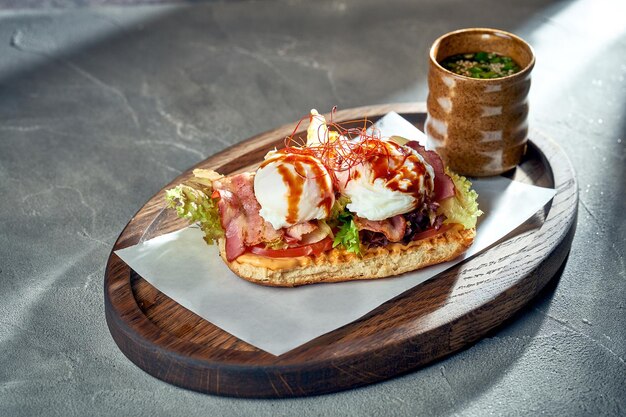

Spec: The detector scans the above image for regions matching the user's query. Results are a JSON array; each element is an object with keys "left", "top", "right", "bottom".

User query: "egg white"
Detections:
[{"left": 254, "top": 153, "right": 334, "bottom": 230}]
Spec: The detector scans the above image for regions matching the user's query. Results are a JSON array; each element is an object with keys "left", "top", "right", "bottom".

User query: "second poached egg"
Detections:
[{"left": 337, "top": 139, "right": 435, "bottom": 221}]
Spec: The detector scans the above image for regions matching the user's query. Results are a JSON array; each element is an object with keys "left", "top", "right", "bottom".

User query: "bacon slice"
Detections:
[
  {"left": 354, "top": 215, "right": 407, "bottom": 242},
  {"left": 213, "top": 172, "right": 282, "bottom": 261},
  {"left": 224, "top": 219, "right": 246, "bottom": 262},
  {"left": 405, "top": 141, "right": 455, "bottom": 201},
  {"left": 285, "top": 221, "right": 318, "bottom": 241}
]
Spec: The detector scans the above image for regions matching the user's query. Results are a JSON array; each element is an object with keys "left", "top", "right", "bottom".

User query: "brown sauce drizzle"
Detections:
[
  {"left": 306, "top": 156, "right": 334, "bottom": 214},
  {"left": 268, "top": 152, "right": 333, "bottom": 224},
  {"left": 317, "top": 196, "right": 333, "bottom": 212},
  {"left": 276, "top": 162, "right": 303, "bottom": 225},
  {"left": 358, "top": 141, "right": 430, "bottom": 198}
]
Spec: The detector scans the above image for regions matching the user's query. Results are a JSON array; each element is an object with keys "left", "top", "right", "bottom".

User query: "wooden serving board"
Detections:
[{"left": 104, "top": 103, "right": 577, "bottom": 398}]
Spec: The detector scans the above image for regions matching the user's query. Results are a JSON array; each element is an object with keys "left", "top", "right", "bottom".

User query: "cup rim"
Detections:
[{"left": 429, "top": 27, "right": 536, "bottom": 82}]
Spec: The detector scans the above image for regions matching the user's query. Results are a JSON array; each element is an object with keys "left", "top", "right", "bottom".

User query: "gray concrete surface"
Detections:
[{"left": 0, "top": 0, "right": 624, "bottom": 415}]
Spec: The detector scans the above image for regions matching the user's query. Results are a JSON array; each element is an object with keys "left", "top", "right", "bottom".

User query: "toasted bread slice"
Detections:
[{"left": 219, "top": 224, "right": 475, "bottom": 287}]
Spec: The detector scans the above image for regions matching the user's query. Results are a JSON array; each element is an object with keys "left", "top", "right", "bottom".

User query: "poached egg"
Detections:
[
  {"left": 337, "top": 139, "right": 435, "bottom": 220},
  {"left": 254, "top": 151, "right": 335, "bottom": 230}
]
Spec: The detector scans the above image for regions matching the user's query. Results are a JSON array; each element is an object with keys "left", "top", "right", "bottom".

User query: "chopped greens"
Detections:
[
  {"left": 332, "top": 212, "right": 361, "bottom": 255},
  {"left": 165, "top": 184, "right": 223, "bottom": 244},
  {"left": 440, "top": 51, "right": 521, "bottom": 79}
]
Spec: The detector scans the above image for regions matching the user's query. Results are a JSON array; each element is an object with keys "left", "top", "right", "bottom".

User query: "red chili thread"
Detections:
[{"left": 278, "top": 109, "right": 406, "bottom": 186}]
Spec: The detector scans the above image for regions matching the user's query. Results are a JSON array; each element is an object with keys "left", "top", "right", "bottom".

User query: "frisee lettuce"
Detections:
[
  {"left": 165, "top": 184, "right": 223, "bottom": 244},
  {"left": 437, "top": 168, "right": 483, "bottom": 229},
  {"left": 332, "top": 212, "right": 361, "bottom": 255}
]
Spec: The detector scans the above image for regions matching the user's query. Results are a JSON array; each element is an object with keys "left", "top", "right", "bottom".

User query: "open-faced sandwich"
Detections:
[{"left": 165, "top": 110, "right": 482, "bottom": 286}]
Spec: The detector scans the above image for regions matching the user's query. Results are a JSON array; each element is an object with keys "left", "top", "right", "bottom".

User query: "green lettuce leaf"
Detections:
[
  {"left": 332, "top": 212, "right": 361, "bottom": 255},
  {"left": 165, "top": 184, "right": 223, "bottom": 244},
  {"left": 437, "top": 168, "right": 483, "bottom": 229}
]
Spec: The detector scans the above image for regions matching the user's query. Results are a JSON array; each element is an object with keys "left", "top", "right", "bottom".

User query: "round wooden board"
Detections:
[{"left": 105, "top": 103, "right": 578, "bottom": 398}]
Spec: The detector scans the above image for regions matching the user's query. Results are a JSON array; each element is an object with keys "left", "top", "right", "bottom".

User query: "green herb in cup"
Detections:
[{"left": 440, "top": 52, "right": 521, "bottom": 79}]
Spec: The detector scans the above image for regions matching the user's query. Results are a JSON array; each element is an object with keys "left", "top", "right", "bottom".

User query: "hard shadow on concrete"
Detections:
[{"left": 9, "top": 1, "right": 623, "bottom": 416}]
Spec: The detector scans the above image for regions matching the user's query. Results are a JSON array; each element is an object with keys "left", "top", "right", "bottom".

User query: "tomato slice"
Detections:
[
  {"left": 308, "top": 237, "right": 333, "bottom": 256},
  {"left": 250, "top": 237, "right": 333, "bottom": 258},
  {"left": 411, "top": 224, "right": 454, "bottom": 241}
]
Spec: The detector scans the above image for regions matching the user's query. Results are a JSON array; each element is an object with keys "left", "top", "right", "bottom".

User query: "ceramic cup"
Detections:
[{"left": 425, "top": 28, "right": 535, "bottom": 176}]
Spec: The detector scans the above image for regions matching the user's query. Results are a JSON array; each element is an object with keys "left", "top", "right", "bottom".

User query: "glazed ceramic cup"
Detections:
[{"left": 425, "top": 28, "right": 535, "bottom": 176}]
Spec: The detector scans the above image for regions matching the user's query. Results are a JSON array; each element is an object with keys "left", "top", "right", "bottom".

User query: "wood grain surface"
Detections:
[{"left": 104, "top": 103, "right": 578, "bottom": 398}]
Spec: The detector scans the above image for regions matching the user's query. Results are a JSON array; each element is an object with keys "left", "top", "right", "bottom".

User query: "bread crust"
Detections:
[{"left": 219, "top": 224, "right": 475, "bottom": 287}]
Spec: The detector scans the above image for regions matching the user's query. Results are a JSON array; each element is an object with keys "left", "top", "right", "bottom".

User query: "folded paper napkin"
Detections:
[{"left": 116, "top": 113, "right": 556, "bottom": 356}]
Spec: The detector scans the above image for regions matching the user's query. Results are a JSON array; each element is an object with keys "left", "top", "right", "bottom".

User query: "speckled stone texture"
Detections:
[{"left": 0, "top": 1, "right": 624, "bottom": 416}]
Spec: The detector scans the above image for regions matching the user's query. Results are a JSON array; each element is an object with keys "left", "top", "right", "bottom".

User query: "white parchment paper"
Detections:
[{"left": 115, "top": 113, "right": 556, "bottom": 356}]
